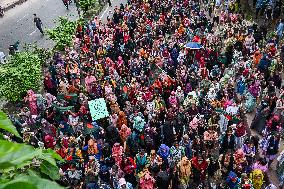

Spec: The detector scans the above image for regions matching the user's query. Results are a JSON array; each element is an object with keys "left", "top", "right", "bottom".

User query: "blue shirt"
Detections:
[{"left": 276, "top": 22, "right": 284, "bottom": 37}]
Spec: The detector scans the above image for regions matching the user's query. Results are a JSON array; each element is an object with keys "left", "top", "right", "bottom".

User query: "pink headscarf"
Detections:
[
  {"left": 168, "top": 92, "right": 178, "bottom": 106},
  {"left": 112, "top": 143, "right": 123, "bottom": 165},
  {"left": 248, "top": 81, "right": 260, "bottom": 97},
  {"left": 117, "top": 56, "right": 124, "bottom": 67},
  {"left": 27, "top": 89, "right": 35, "bottom": 96},
  {"left": 223, "top": 100, "right": 232, "bottom": 109},
  {"left": 140, "top": 172, "right": 155, "bottom": 189},
  {"left": 119, "top": 124, "right": 131, "bottom": 141},
  {"left": 189, "top": 117, "right": 198, "bottom": 130}
]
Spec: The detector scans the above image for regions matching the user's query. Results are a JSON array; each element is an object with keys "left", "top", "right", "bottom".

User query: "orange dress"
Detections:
[
  {"left": 178, "top": 25, "right": 185, "bottom": 35},
  {"left": 116, "top": 111, "right": 128, "bottom": 129},
  {"left": 253, "top": 51, "right": 262, "bottom": 68}
]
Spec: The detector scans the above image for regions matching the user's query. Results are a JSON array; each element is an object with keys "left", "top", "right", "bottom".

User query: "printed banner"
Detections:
[{"left": 88, "top": 98, "right": 109, "bottom": 121}]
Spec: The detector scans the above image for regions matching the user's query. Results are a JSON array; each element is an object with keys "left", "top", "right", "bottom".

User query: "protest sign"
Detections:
[{"left": 88, "top": 98, "right": 109, "bottom": 121}]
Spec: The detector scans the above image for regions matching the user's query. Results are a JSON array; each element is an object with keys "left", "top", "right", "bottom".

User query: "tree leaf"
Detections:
[
  {"left": 0, "top": 111, "right": 21, "bottom": 138},
  {"left": 0, "top": 175, "right": 64, "bottom": 189},
  {"left": 0, "top": 51, "right": 42, "bottom": 102},
  {"left": 40, "top": 149, "right": 63, "bottom": 166},
  {"left": 0, "top": 140, "right": 42, "bottom": 170},
  {"left": 39, "top": 154, "right": 56, "bottom": 166},
  {"left": 27, "top": 169, "right": 40, "bottom": 177},
  {"left": 43, "top": 149, "right": 63, "bottom": 161},
  {"left": 0, "top": 181, "right": 37, "bottom": 189},
  {"left": 40, "top": 160, "right": 60, "bottom": 180}
]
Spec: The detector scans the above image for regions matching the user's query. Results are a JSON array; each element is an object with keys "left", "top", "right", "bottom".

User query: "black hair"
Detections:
[{"left": 259, "top": 157, "right": 267, "bottom": 165}]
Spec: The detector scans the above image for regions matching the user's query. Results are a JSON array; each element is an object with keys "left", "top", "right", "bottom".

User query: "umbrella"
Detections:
[{"left": 185, "top": 42, "right": 203, "bottom": 49}]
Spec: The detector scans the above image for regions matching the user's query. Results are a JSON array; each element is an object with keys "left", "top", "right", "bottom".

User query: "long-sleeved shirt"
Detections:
[{"left": 276, "top": 22, "right": 284, "bottom": 38}]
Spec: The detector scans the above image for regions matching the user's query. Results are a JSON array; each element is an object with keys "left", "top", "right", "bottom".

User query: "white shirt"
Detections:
[
  {"left": 68, "top": 115, "right": 79, "bottom": 126},
  {"left": 0, "top": 51, "right": 5, "bottom": 63},
  {"left": 226, "top": 105, "right": 239, "bottom": 115}
]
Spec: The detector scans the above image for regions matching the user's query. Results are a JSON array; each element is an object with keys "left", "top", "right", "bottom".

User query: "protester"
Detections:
[{"left": 33, "top": 14, "right": 44, "bottom": 35}]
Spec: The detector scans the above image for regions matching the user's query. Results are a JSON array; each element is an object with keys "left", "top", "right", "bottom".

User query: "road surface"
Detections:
[{"left": 0, "top": 0, "right": 126, "bottom": 54}]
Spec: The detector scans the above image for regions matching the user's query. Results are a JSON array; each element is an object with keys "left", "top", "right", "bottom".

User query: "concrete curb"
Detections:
[{"left": 2, "top": 0, "right": 28, "bottom": 12}]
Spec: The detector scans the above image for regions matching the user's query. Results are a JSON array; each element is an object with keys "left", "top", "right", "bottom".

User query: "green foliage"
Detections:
[
  {"left": 77, "top": 0, "right": 103, "bottom": 19},
  {"left": 42, "top": 148, "right": 64, "bottom": 165},
  {"left": 46, "top": 17, "right": 77, "bottom": 51},
  {"left": 0, "top": 140, "right": 41, "bottom": 170},
  {"left": 78, "top": 0, "right": 99, "bottom": 12},
  {"left": 0, "top": 51, "right": 42, "bottom": 102},
  {"left": 40, "top": 160, "right": 60, "bottom": 180},
  {"left": 0, "top": 175, "right": 64, "bottom": 189},
  {"left": 0, "top": 111, "right": 21, "bottom": 138},
  {"left": 0, "top": 139, "right": 63, "bottom": 178},
  {"left": 23, "top": 44, "right": 52, "bottom": 63},
  {"left": 0, "top": 111, "right": 64, "bottom": 189},
  {"left": 85, "top": 6, "right": 101, "bottom": 19}
]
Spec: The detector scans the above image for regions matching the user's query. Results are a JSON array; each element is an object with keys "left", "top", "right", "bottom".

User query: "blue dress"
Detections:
[{"left": 237, "top": 79, "right": 246, "bottom": 95}]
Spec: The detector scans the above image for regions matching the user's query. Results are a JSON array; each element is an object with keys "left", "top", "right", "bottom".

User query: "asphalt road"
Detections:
[
  {"left": 0, "top": 0, "right": 127, "bottom": 54},
  {"left": 0, "top": 0, "right": 78, "bottom": 54}
]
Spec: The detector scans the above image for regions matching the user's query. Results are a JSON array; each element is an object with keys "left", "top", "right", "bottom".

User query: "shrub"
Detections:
[{"left": 0, "top": 52, "right": 42, "bottom": 102}]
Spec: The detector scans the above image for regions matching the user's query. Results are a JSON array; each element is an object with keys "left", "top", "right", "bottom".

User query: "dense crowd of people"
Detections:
[
  {"left": 5, "top": 0, "right": 284, "bottom": 188},
  {"left": 255, "top": 0, "right": 282, "bottom": 20}
]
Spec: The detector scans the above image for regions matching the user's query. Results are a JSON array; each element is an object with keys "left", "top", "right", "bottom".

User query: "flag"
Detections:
[{"left": 216, "top": 108, "right": 240, "bottom": 123}]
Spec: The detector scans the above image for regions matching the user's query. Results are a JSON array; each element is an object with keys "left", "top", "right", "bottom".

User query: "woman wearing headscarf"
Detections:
[
  {"left": 24, "top": 90, "right": 38, "bottom": 115},
  {"left": 220, "top": 128, "right": 236, "bottom": 154},
  {"left": 191, "top": 154, "right": 208, "bottom": 186},
  {"left": 251, "top": 101, "right": 270, "bottom": 134},
  {"left": 139, "top": 169, "right": 155, "bottom": 189},
  {"left": 119, "top": 124, "right": 131, "bottom": 145},
  {"left": 161, "top": 121, "right": 175, "bottom": 147},
  {"left": 265, "top": 134, "right": 280, "bottom": 167},
  {"left": 157, "top": 144, "right": 170, "bottom": 165},
  {"left": 178, "top": 156, "right": 191, "bottom": 186},
  {"left": 120, "top": 156, "right": 137, "bottom": 187},
  {"left": 116, "top": 111, "right": 128, "bottom": 130},
  {"left": 135, "top": 149, "right": 149, "bottom": 174}
]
